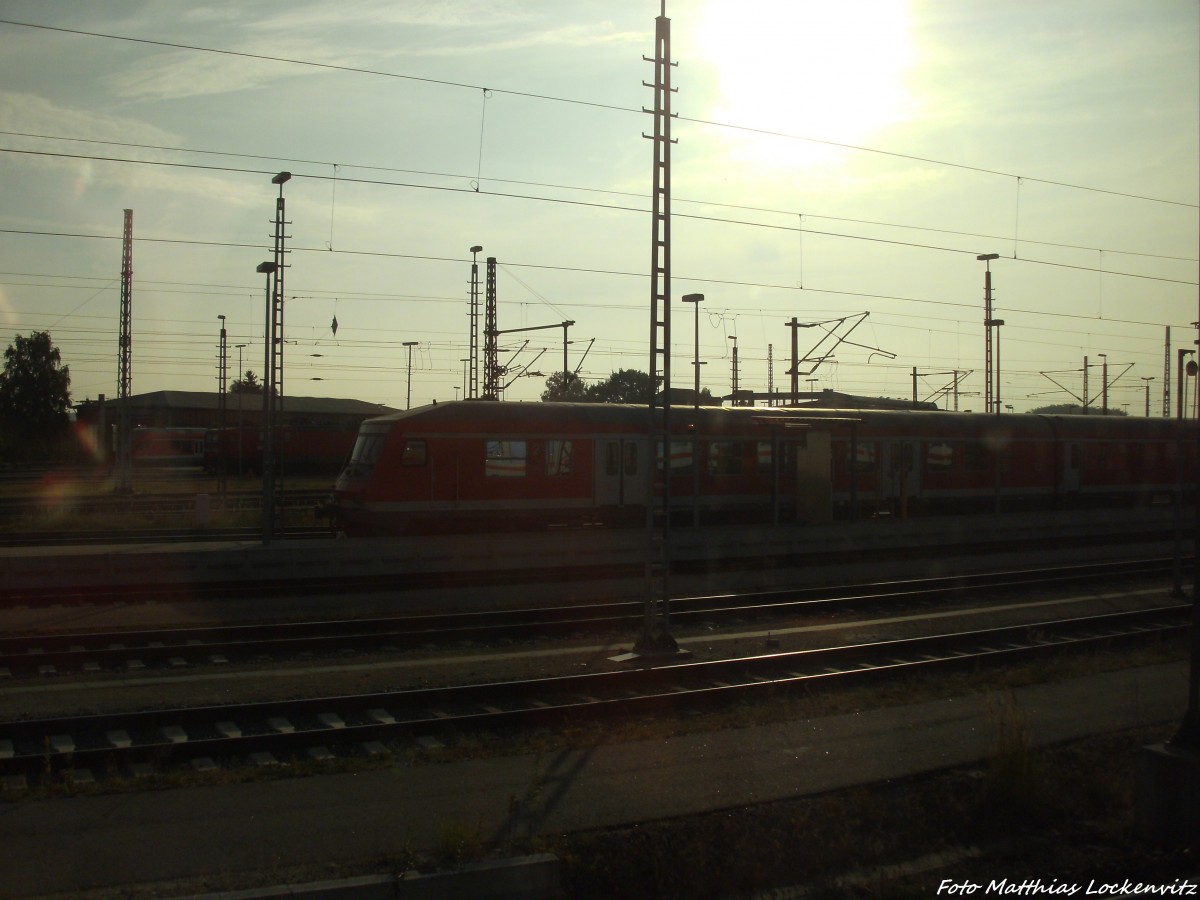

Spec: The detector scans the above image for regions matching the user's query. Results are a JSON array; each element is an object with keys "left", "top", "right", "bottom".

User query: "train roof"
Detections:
[{"left": 362, "top": 400, "right": 1196, "bottom": 439}]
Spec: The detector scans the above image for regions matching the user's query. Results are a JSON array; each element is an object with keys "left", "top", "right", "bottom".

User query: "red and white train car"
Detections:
[{"left": 322, "top": 401, "right": 1197, "bottom": 536}]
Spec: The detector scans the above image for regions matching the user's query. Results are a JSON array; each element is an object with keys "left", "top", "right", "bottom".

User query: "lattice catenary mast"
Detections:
[
  {"left": 115, "top": 208, "right": 133, "bottom": 493},
  {"left": 637, "top": 0, "right": 680, "bottom": 654}
]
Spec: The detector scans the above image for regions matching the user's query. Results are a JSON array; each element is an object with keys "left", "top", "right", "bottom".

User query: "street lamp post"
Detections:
[
  {"left": 1143, "top": 376, "right": 1155, "bottom": 417},
  {"left": 256, "top": 261, "right": 277, "bottom": 545},
  {"left": 681, "top": 293, "right": 705, "bottom": 528},
  {"left": 404, "top": 341, "right": 419, "bottom": 409},
  {"left": 682, "top": 294, "right": 704, "bottom": 408},
  {"left": 1178, "top": 349, "right": 1196, "bottom": 420},
  {"left": 235, "top": 343, "right": 247, "bottom": 476}
]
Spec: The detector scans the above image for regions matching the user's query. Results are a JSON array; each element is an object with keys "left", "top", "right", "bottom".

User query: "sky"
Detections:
[{"left": 0, "top": 0, "right": 1196, "bottom": 415}]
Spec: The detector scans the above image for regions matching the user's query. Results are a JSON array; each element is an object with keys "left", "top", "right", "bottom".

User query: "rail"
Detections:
[{"left": 0, "top": 604, "right": 1188, "bottom": 785}]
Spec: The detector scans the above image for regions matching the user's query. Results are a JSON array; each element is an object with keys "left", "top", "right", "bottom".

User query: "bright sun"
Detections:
[{"left": 692, "top": 0, "right": 916, "bottom": 166}]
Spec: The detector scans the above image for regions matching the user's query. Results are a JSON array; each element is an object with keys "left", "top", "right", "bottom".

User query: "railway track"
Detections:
[
  {"left": 0, "top": 604, "right": 1187, "bottom": 788},
  {"left": 0, "top": 525, "right": 332, "bottom": 547},
  {"left": 1, "top": 520, "right": 1190, "bottom": 609},
  {"left": 0, "top": 558, "right": 1183, "bottom": 677}
]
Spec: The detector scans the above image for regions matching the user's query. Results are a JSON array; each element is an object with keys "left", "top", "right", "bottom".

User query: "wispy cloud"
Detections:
[{"left": 94, "top": 2, "right": 642, "bottom": 102}]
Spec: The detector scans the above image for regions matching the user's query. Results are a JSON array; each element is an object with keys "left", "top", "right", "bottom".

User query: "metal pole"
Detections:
[
  {"left": 235, "top": 344, "right": 246, "bottom": 476},
  {"left": 1100, "top": 354, "right": 1108, "bottom": 415},
  {"left": 256, "top": 261, "right": 277, "bottom": 545},
  {"left": 978, "top": 254, "right": 999, "bottom": 414},
  {"left": 469, "top": 246, "right": 482, "bottom": 399},
  {"left": 404, "top": 341, "right": 418, "bottom": 409},
  {"left": 1178, "top": 349, "right": 1193, "bottom": 420},
  {"left": 217, "top": 315, "right": 227, "bottom": 497}
]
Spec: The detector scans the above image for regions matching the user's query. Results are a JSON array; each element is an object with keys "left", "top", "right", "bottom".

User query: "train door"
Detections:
[
  {"left": 594, "top": 438, "right": 648, "bottom": 509},
  {"left": 792, "top": 431, "right": 833, "bottom": 523},
  {"left": 885, "top": 440, "right": 919, "bottom": 515}
]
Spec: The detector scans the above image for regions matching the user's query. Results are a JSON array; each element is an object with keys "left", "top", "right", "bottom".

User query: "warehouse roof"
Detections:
[{"left": 79, "top": 391, "right": 397, "bottom": 417}]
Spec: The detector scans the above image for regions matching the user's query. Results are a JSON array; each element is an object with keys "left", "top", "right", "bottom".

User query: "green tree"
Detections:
[
  {"left": 0, "top": 331, "right": 72, "bottom": 460},
  {"left": 540, "top": 371, "right": 589, "bottom": 402},
  {"left": 230, "top": 370, "right": 265, "bottom": 394},
  {"left": 1029, "top": 403, "right": 1126, "bottom": 416},
  {"left": 586, "top": 369, "right": 659, "bottom": 403}
]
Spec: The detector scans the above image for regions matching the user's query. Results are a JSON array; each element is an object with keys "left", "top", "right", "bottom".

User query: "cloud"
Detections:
[
  {"left": 0, "top": 91, "right": 260, "bottom": 212},
  {"left": 95, "top": 3, "right": 642, "bottom": 102},
  {"left": 0, "top": 90, "right": 179, "bottom": 146}
]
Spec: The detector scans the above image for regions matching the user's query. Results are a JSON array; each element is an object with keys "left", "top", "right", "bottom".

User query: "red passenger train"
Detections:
[{"left": 321, "top": 400, "right": 1198, "bottom": 536}]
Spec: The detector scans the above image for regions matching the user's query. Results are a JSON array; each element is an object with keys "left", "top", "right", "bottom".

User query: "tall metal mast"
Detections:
[
  {"left": 637, "top": 0, "right": 679, "bottom": 654},
  {"left": 469, "top": 245, "right": 483, "bottom": 399},
  {"left": 115, "top": 209, "right": 133, "bottom": 493},
  {"left": 483, "top": 257, "right": 500, "bottom": 400},
  {"left": 1165, "top": 326, "right": 1172, "bottom": 418}
]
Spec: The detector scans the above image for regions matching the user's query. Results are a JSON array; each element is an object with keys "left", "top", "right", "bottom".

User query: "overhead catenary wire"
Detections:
[
  {"left": 4, "top": 129, "right": 1194, "bottom": 265},
  {"left": 0, "top": 149, "right": 1195, "bottom": 290},
  {"left": 0, "top": 17, "right": 1194, "bottom": 210}
]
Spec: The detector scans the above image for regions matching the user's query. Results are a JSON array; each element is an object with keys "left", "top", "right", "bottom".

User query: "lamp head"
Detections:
[
  {"left": 272, "top": 171, "right": 292, "bottom": 185},
  {"left": 256, "top": 262, "right": 277, "bottom": 274}
]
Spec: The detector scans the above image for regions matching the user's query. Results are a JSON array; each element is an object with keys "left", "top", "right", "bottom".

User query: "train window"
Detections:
[
  {"left": 606, "top": 442, "right": 621, "bottom": 476},
  {"left": 966, "top": 442, "right": 991, "bottom": 471},
  {"left": 756, "top": 441, "right": 772, "bottom": 473},
  {"left": 925, "top": 442, "right": 954, "bottom": 472},
  {"left": 849, "top": 441, "right": 875, "bottom": 472},
  {"left": 546, "top": 440, "right": 573, "bottom": 476},
  {"left": 400, "top": 439, "right": 426, "bottom": 466},
  {"left": 486, "top": 440, "right": 527, "bottom": 477},
  {"left": 708, "top": 441, "right": 742, "bottom": 475},
  {"left": 658, "top": 440, "right": 694, "bottom": 475},
  {"left": 624, "top": 443, "right": 639, "bottom": 477},
  {"left": 349, "top": 433, "right": 385, "bottom": 465}
]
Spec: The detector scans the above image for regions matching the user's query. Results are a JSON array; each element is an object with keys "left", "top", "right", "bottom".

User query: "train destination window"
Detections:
[
  {"left": 546, "top": 440, "right": 573, "bottom": 476},
  {"left": 708, "top": 440, "right": 742, "bottom": 475},
  {"left": 485, "top": 440, "right": 527, "bottom": 477},
  {"left": 400, "top": 439, "right": 426, "bottom": 466}
]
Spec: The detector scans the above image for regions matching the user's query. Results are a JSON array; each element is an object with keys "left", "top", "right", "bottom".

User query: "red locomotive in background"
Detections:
[
  {"left": 320, "top": 401, "right": 1198, "bottom": 536},
  {"left": 204, "top": 423, "right": 360, "bottom": 476}
]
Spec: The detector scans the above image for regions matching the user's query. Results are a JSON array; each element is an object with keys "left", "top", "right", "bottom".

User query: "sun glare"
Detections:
[{"left": 693, "top": 0, "right": 915, "bottom": 167}]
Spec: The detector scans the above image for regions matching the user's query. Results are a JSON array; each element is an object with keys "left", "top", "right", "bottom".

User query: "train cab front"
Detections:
[{"left": 319, "top": 420, "right": 394, "bottom": 536}]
